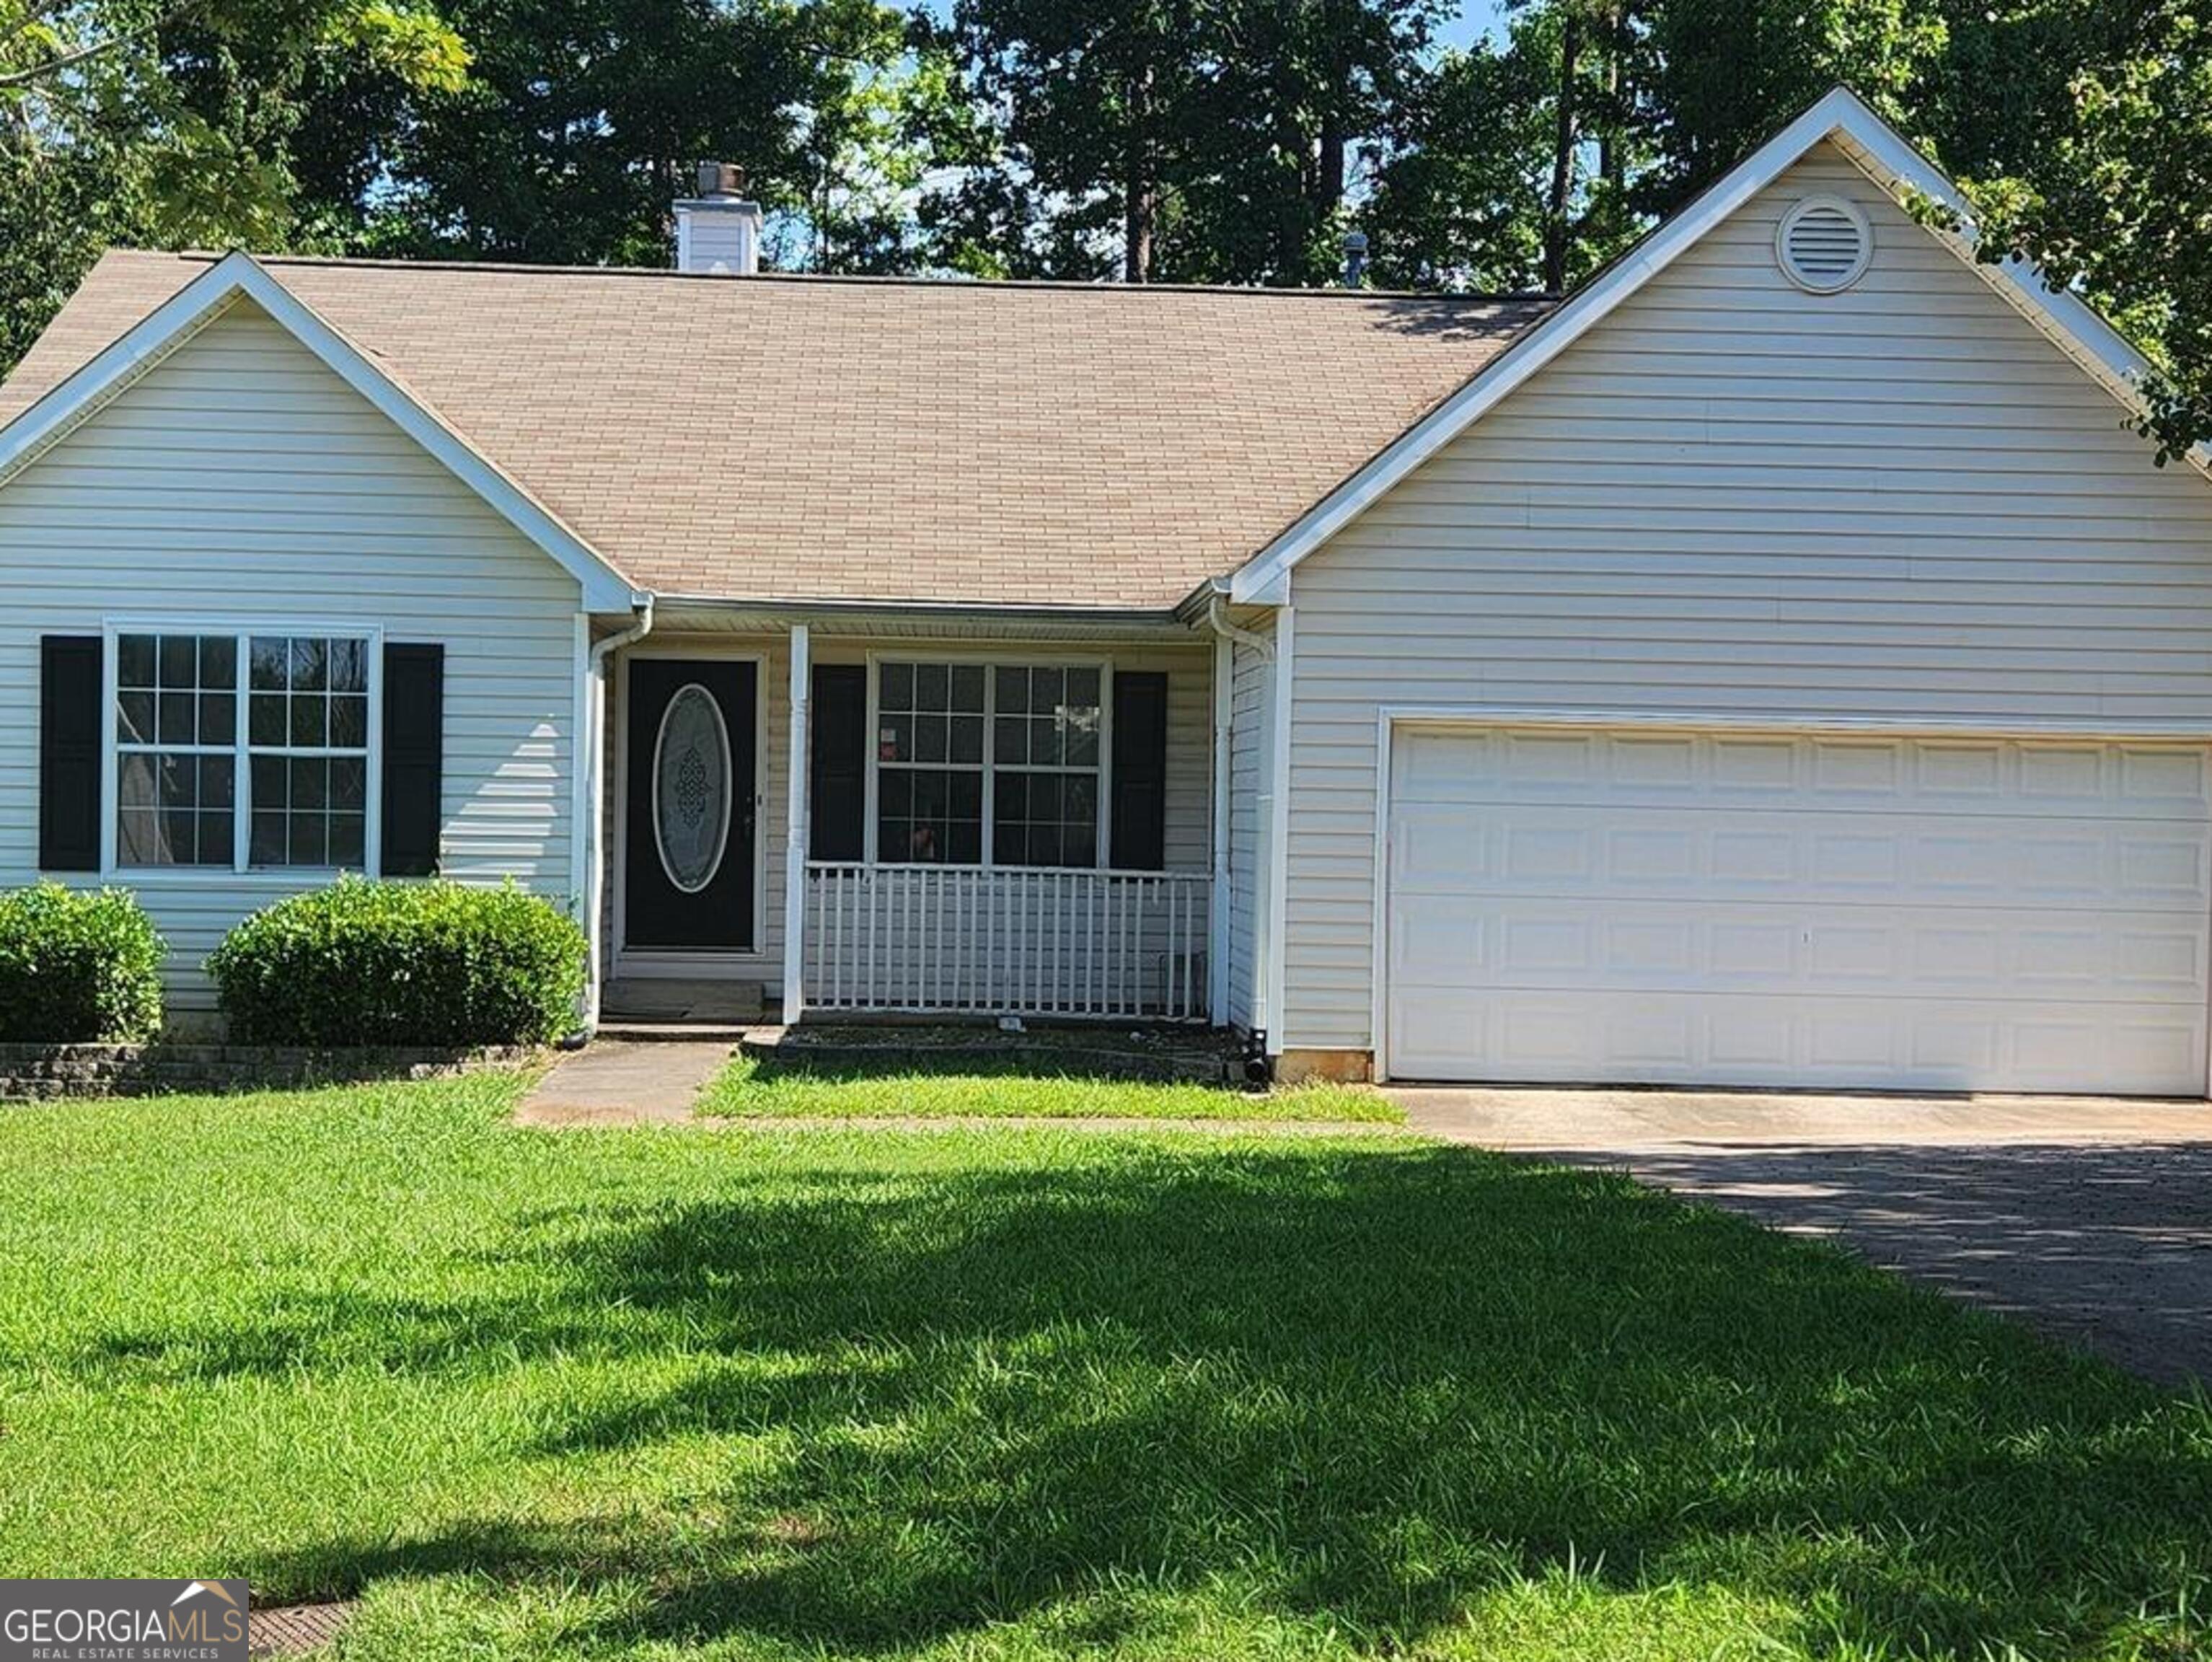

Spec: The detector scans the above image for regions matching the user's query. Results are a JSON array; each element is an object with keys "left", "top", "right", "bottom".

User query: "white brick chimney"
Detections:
[{"left": 674, "top": 162, "right": 762, "bottom": 276}]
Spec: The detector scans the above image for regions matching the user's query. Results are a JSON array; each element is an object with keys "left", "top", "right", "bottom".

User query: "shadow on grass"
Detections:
[{"left": 125, "top": 1143, "right": 2212, "bottom": 1656}]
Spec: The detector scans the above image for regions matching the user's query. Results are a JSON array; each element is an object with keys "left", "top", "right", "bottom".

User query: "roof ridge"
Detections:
[{"left": 121, "top": 248, "right": 1554, "bottom": 306}]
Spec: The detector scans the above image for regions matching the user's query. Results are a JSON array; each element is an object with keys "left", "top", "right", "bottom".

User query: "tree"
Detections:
[
  {"left": 934, "top": 0, "right": 1442, "bottom": 285},
  {"left": 1945, "top": 0, "right": 2212, "bottom": 458},
  {"left": 1632, "top": 0, "right": 1944, "bottom": 196},
  {"left": 1364, "top": 0, "right": 1950, "bottom": 293},
  {"left": 294, "top": 0, "right": 923, "bottom": 272},
  {"left": 1365, "top": 0, "right": 2211, "bottom": 455},
  {"left": 940, "top": 0, "right": 1217, "bottom": 283},
  {"left": 1, "top": 0, "right": 463, "bottom": 106},
  {"left": 1176, "top": 0, "right": 1445, "bottom": 284},
  {"left": 1, "top": 0, "right": 467, "bottom": 370},
  {"left": 1362, "top": 2, "right": 1644, "bottom": 293},
  {"left": 7, "top": 0, "right": 2211, "bottom": 463},
  {"left": 1361, "top": 32, "right": 1556, "bottom": 290},
  {"left": 770, "top": 7, "right": 976, "bottom": 273}
]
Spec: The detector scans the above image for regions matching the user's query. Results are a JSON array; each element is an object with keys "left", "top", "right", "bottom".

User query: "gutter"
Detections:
[
  {"left": 1204, "top": 592, "right": 1274, "bottom": 658},
  {"left": 649, "top": 593, "right": 1186, "bottom": 630},
  {"left": 578, "top": 597, "right": 656, "bottom": 1033}
]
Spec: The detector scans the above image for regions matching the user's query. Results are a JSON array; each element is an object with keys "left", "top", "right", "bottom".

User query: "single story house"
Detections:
[{"left": 4, "top": 88, "right": 2210, "bottom": 1094}]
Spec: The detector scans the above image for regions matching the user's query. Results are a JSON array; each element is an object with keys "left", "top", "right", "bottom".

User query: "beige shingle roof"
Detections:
[{"left": 0, "top": 250, "right": 1548, "bottom": 610}]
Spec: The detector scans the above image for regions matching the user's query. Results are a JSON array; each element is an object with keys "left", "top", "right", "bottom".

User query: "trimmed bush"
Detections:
[
  {"left": 208, "top": 879, "right": 586, "bottom": 1047},
  {"left": 0, "top": 884, "right": 166, "bottom": 1042}
]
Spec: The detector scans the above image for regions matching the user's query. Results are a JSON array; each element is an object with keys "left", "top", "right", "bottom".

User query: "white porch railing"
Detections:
[{"left": 802, "top": 863, "right": 1210, "bottom": 1021}]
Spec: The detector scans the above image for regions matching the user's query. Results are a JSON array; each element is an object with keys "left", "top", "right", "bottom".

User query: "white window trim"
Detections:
[
  {"left": 100, "top": 617, "right": 385, "bottom": 881},
  {"left": 860, "top": 650, "right": 1116, "bottom": 873}
]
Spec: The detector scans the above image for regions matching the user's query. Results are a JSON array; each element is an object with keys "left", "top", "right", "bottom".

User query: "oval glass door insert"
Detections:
[{"left": 652, "top": 683, "right": 732, "bottom": 894}]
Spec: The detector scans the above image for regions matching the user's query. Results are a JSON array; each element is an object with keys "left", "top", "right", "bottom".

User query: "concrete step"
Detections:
[
  {"left": 596, "top": 1022, "right": 754, "bottom": 1045},
  {"left": 602, "top": 977, "right": 765, "bottom": 1026}
]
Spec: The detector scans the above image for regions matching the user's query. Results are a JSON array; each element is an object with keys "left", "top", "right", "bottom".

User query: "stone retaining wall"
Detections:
[{"left": 0, "top": 1042, "right": 540, "bottom": 1102}]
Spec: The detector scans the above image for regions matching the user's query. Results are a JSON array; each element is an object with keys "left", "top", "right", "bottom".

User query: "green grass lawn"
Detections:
[
  {"left": 695, "top": 1052, "right": 1401, "bottom": 1121},
  {"left": 1, "top": 1077, "right": 2208, "bottom": 1661}
]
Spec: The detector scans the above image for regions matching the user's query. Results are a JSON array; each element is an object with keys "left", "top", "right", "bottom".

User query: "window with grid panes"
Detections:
[
  {"left": 113, "top": 630, "right": 371, "bottom": 870},
  {"left": 871, "top": 661, "right": 1102, "bottom": 869}
]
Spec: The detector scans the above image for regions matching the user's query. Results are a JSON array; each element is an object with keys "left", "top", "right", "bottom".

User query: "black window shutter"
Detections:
[
  {"left": 1110, "top": 671, "right": 1168, "bottom": 871},
  {"left": 381, "top": 643, "right": 444, "bottom": 876},
  {"left": 810, "top": 664, "right": 868, "bottom": 861},
  {"left": 39, "top": 636, "right": 102, "bottom": 871}
]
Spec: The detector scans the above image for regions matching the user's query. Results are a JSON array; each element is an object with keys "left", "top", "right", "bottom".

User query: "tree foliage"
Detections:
[
  {"left": 306, "top": 0, "right": 938, "bottom": 267},
  {"left": 1, "top": 0, "right": 2210, "bottom": 454},
  {"left": 1944, "top": 0, "right": 2212, "bottom": 460},
  {"left": 1, "top": 0, "right": 467, "bottom": 366},
  {"left": 929, "top": 0, "right": 1444, "bottom": 283},
  {"left": 1357, "top": 0, "right": 2212, "bottom": 451}
]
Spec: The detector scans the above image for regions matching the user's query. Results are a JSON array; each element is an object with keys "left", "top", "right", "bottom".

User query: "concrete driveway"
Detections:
[{"left": 1389, "top": 1086, "right": 2212, "bottom": 1386}]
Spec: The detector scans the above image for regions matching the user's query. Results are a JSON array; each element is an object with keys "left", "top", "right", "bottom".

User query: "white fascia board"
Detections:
[
  {"left": 1228, "top": 86, "right": 2207, "bottom": 603},
  {"left": 0, "top": 250, "right": 645, "bottom": 612}
]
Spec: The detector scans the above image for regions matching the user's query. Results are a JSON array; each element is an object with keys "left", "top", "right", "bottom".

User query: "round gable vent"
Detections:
[{"left": 1776, "top": 195, "right": 1872, "bottom": 293}]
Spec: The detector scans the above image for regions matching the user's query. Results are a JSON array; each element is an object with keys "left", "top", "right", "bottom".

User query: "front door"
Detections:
[{"left": 625, "top": 659, "right": 756, "bottom": 951}]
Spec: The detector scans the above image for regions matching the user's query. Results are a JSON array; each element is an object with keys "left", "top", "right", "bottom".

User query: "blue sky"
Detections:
[
  {"left": 1437, "top": 0, "right": 1511, "bottom": 52},
  {"left": 908, "top": 2, "right": 1513, "bottom": 56}
]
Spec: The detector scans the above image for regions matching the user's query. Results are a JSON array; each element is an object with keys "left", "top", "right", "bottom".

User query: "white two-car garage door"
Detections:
[{"left": 1383, "top": 726, "right": 2212, "bottom": 1094}]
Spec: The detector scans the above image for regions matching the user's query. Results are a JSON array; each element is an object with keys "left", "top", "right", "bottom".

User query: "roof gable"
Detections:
[
  {"left": 0, "top": 251, "right": 640, "bottom": 612},
  {"left": 0, "top": 255, "right": 1546, "bottom": 612},
  {"left": 1228, "top": 86, "right": 2206, "bottom": 605}
]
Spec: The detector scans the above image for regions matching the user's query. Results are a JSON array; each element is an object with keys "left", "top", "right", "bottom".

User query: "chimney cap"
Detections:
[
  {"left": 695, "top": 160, "right": 747, "bottom": 200},
  {"left": 1340, "top": 229, "right": 1370, "bottom": 288}
]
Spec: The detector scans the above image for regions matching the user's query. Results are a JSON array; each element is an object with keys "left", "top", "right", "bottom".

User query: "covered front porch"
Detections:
[{"left": 586, "top": 603, "right": 1233, "bottom": 1027}]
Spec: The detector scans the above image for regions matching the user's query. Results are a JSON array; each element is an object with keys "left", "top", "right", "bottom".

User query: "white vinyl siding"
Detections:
[
  {"left": 607, "top": 634, "right": 1214, "bottom": 998},
  {"left": 1282, "top": 142, "right": 2212, "bottom": 1051},
  {"left": 1226, "top": 622, "right": 1274, "bottom": 1031},
  {"left": 0, "top": 299, "right": 585, "bottom": 1008}
]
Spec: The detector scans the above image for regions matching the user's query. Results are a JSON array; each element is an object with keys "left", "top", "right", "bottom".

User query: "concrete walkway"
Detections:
[
  {"left": 516, "top": 1039, "right": 736, "bottom": 1127},
  {"left": 1391, "top": 1086, "right": 2212, "bottom": 1384}
]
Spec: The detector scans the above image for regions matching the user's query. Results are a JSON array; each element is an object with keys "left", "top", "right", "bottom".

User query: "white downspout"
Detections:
[
  {"left": 581, "top": 597, "right": 655, "bottom": 1032},
  {"left": 1209, "top": 631, "right": 1232, "bottom": 1026},
  {"left": 781, "top": 623, "right": 811, "bottom": 1025},
  {"left": 1204, "top": 595, "right": 1275, "bottom": 1035}
]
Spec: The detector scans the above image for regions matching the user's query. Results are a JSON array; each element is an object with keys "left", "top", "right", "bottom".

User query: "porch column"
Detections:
[{"left": 781, "top": 623, "right": 811, "bottom": 1022}]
